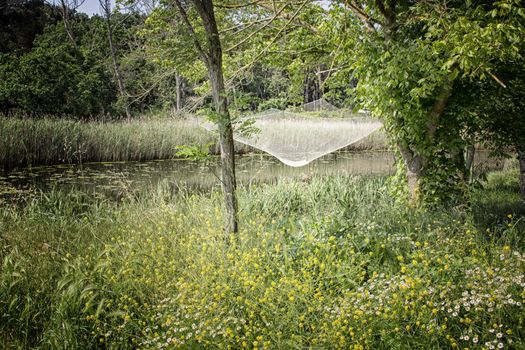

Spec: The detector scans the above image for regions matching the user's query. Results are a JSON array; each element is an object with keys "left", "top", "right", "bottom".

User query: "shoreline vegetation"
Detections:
[
  {"left": 1, "top": 172, "right": 524, "bottom": 349},
  {"left": 2, "top": 1, "right": 524, "bottom": 349},
  {"left": 0, "top": 115, "right": 389, "bottom": 170}
]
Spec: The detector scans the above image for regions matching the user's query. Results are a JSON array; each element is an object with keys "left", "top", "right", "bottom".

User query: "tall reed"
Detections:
[
  {"left": 0, "top": 117, "right": 219, "bottom": 168},
  {"left": 0, "top": 116, "right": 388, "bottom": 169}
]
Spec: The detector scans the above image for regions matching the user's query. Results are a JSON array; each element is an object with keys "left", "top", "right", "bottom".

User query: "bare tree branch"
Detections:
[
  {"left": 173, "top": 0, "right": 209, "bottom": 64},
  {"left": 225, "top": 2, "right": 289, "bottom": 53},
  {"left": 99, "top": 0, "right": 132, "bottom": 119},
  {"left": 59, "top": 0, "right": 85, "bottom": 44},
  {"left": 231, "top": 0, "right": 309, "bottom": 76},
  {"left": 342, "top": 0, "right": 377, "bottom": 31}
]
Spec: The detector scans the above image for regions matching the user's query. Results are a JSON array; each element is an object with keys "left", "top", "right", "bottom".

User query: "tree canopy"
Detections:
[
  {"left": 323, "top": 0, "right": 525, "bottom": 202},
  {"left": 1, "top": 0, "right": 524, "bottom": 204}
]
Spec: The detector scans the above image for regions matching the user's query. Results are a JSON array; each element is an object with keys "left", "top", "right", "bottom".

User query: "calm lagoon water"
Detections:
[
  {"left": 0, "top": 151, "right": 394, "bottom": 200},
  {"left": 0, "top": 150, "right": 506, "bottom": 202}
]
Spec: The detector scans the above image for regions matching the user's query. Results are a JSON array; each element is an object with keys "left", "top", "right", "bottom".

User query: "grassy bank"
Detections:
[
  {"left": 0, "top": 116, "right": 388, "bottom": 169},
  {"left": 1, "top": 172, "right": 524, "bottom": 349}
]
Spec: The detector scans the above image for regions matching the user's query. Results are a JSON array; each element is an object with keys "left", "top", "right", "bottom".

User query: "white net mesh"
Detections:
[
  {"left": 301, "top": 98, "right": 338, "bottom": 112},
  {"left": 202, "top": 109, "right": 382, "bottom": 167}
]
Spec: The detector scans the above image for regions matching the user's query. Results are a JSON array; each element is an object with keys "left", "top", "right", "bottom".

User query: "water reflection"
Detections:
[
  {"left": 0, "top": 150, "right": 507, "bottom": 202},
  {"left": 0, "top": 151, "right": 394, "bottom": 200}
]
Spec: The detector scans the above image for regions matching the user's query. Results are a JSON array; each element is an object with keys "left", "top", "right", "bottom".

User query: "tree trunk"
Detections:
[
  {"left": 398, "top": 79, "right": 454, "bottom": 202},
  {"left": 317, "top": 64, "right": 324, "bottom": 99},
  {"left": 194, "top": 0, "right": 238, "bottom": 234},
  {"left": 108, "top": 27, "right": 131, "bottom": 120},
  {"left": 518, "top": 147, "right": 525, "bottom": 200},
  {"left": 303, "top": 69, "right": 310, "bottom": 104},
  {"left": 60, "top": 0, "right": 76, "bottom": 45},
  {"left": 464, "top": 143, "right": 475, "bottom": 183},
  {"left": 101, "top": 0, "right": 131, "bottom": 120},
  {"left": 426, "top": 79, "right": 454, "bottom": 140},
  {"left": 210, "top": 69, "right": 238, "bottom": 234},
  {"left": 175, "top": 74, "right": 182, "bottom": 111},
  {"left": 398, "top": 144, "right": 425, "bottom": 202}
]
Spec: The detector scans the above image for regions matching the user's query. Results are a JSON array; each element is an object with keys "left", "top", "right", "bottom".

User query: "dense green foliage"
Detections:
[
  {"left": 0, "top": 0, "right": 336, "bottom": 117},
  {"left": 1, "top": 21, "right": 114, "bottom": 116},
  {"left": 1, "top": 173, "right": 524, "bottom": 349},
  {"left": 318, "top": 0, "right": 525, "bottom": 204},
  {"left": 454, "top": 62, "right": 525, "bottom": 154},
  {"left": 0, "top": 0, "right": 61, "bottom": 54},
  {"left": 0, "top": 1, "right": 176, "bottom": 117},
  {"left": 3, "top": 0, "right": 524, "bottom": 204},
  {"left": 2, "top": 2, "right": 525, "bottom": 348}
]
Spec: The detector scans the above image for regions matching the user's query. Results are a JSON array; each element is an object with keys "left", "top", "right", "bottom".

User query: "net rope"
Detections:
[{"left": 201, "top": 109, "right": 382, "bottom": 167}]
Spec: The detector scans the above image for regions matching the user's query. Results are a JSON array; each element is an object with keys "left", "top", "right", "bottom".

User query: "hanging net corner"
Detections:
[{"left": 202, "top": 102, "right": 383, "bottom": 167}]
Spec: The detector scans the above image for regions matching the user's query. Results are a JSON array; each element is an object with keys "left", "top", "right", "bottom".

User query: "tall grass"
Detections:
[
  {"left": 0, "top": 117, "right": 216, "bottom": 169},
  {"left": 1, "top": 173, "right": 524, "bottom": 349},
  {"left": 0, "top": 116, "right": 389, "bottom": 169}
]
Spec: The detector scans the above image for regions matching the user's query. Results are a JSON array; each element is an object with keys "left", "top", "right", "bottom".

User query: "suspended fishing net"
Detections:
[
  {"left": 301, "top": 98, "right": 339, "bottom": 112},
  {"left": 202, "top": 109, "right": 383, "bottom": 167}
]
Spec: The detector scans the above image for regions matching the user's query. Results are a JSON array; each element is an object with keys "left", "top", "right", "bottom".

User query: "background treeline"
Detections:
[
  {"left": 0, "top": 0, "right": 335, "bottom": 119},
  {"left": 0, "top": 0, "right": 170, "bottom": 117},
  {"left": 1, "top": 0, "right": 524, "bottom": 201}
]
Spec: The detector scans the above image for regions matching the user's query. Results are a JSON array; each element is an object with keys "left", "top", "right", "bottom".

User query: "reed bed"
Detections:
[
  {"left": 0, "top": 173, "right": 524, "bottom": 349},
  {"left": 0, "top": 117, "right": 208, "bottom": 168},
  {"left": 0, "top": 116, "right": 388, "bottom": 169}
]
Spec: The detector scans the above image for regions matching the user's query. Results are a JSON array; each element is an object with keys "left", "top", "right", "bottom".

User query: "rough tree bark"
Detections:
[
  {"left": 397, "top": 145, "right": 425, "bottom": 201},
  {"left": 205, "top": 47, "right": 238, "bottom": 234},
  {"left": 174, "top": 0, "right": 238, "bottom": 234},
  {"left": 396, "top": 78, "right": 454, "bottom": 201}
]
